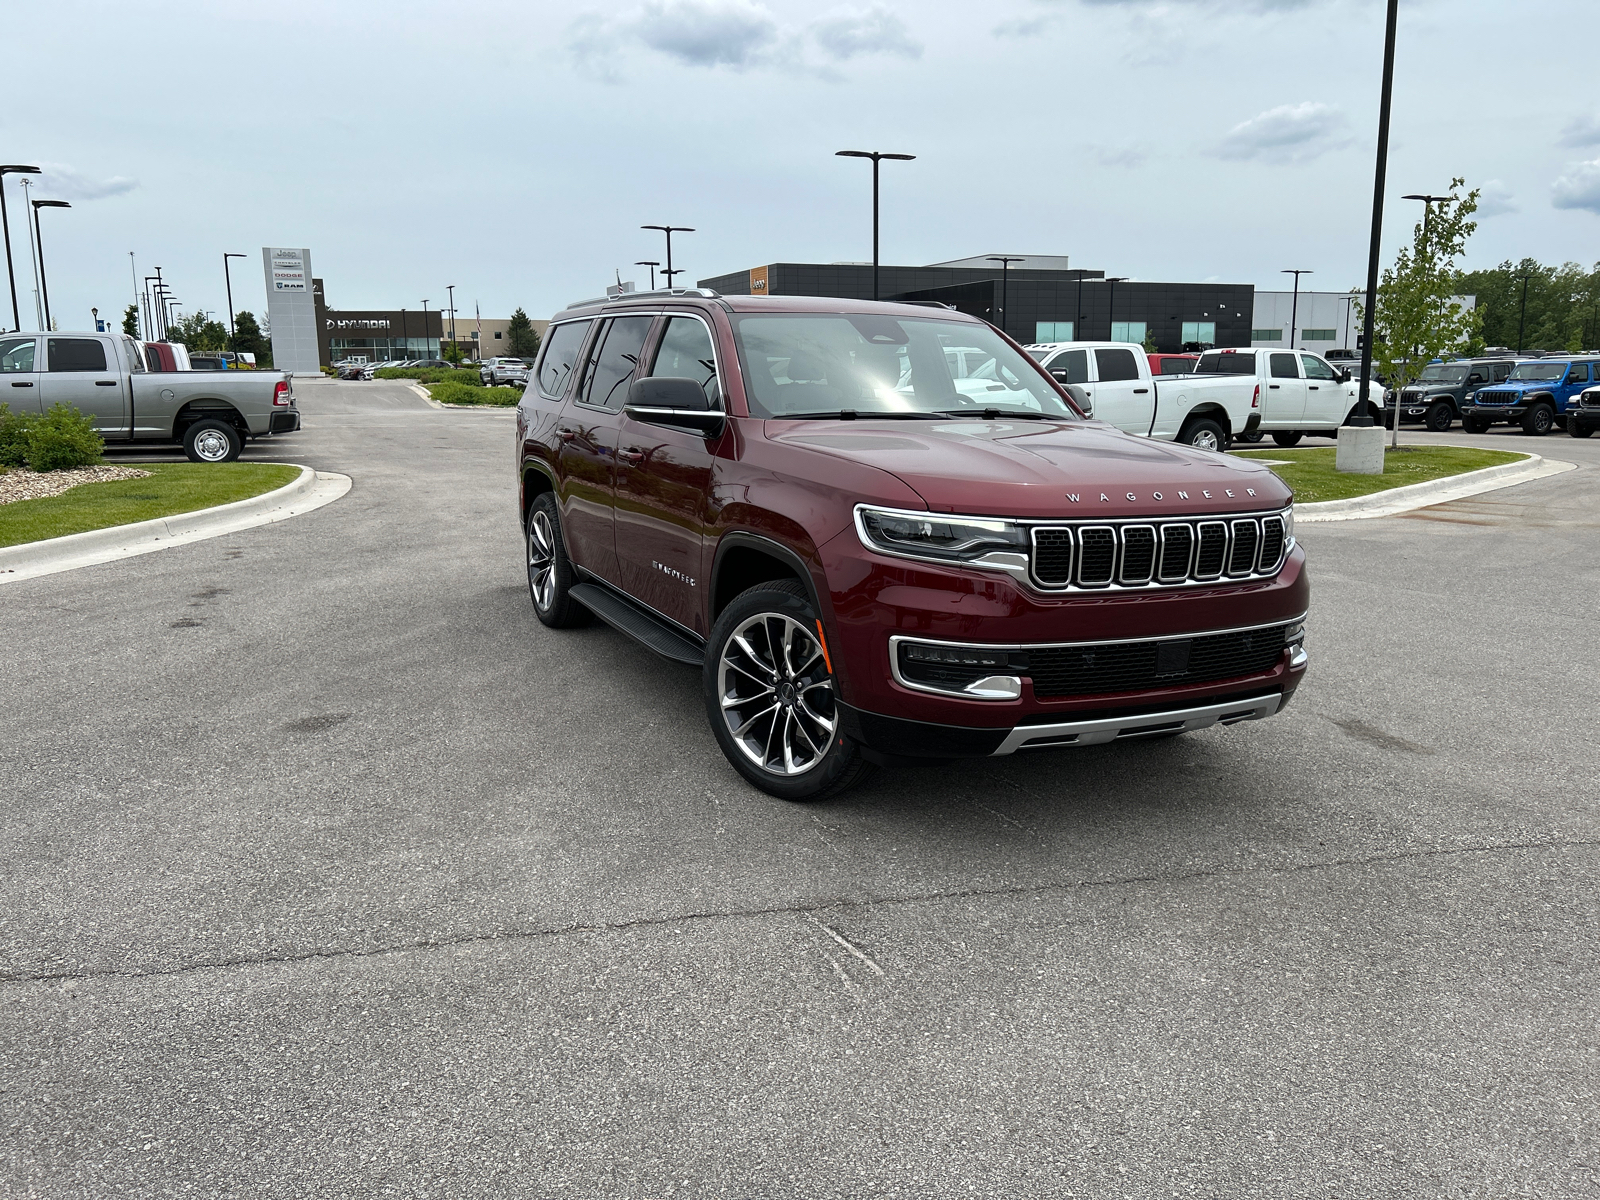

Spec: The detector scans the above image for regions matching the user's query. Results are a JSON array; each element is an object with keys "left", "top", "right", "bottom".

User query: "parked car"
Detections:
[
  {"left": 1459, "top": 357, "right": 1600, "bottom": 435},
  {"left": 187, "top": 355, "right": 227, "bottom": 371},
  {"left": 139, "top": 341, "right": 192, "bottom": 372},
  {"left": 0, "top": 330, "right": 298, "bottom": 462},
  {"left": 338, "top": 362, "right": 369, "bottom": 379},
  {"left": 1383, "top": 358, "right": 1516, "bottom": 431},
  {"left": 1193, "top": 347, "right": 1381, "bottom": 447},
  {"left": 1149, "top": 353, "right": 1198, "bottom": 376},
  {"left": 481, "top": 356, "right": 532, "bottom": 387},
  {"left": 1025, "top": 341, "right": 1259, "bottom": 450},
  {"left": 517, "top": 293, "right": 1308, "bottom": 800},
  {"left": 1568, "top": 386, "right": 1599, "bottom": 437}
]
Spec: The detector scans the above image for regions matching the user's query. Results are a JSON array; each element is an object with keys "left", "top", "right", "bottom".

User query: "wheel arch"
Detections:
[
  {"left": 1184, "top": 403, "right": 1232, "bottom": 435},
  {"left": 710, "top": 533, "right": 824, "bottom": 625},
  {"left": 174, "top": 400, "right": 248, "bottom": 438},
  {"left": 521, "top": 461, "right": 557, "bottom": 528}
]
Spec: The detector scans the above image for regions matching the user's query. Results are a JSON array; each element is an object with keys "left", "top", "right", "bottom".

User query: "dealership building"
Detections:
[{"left": 309, "top": 280, "right": 547, "bottom": 364}]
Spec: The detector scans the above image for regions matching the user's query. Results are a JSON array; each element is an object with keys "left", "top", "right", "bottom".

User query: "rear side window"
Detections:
[
  {"left": 1270, "top": 353, "right": 1300, "bottom": 379},
  {"left": 1094, "top": 347, "right": 1140, "bottom": 382},
  {"left": 648, "top": 316, "right": 721, "bottom": 407},
  {"left": 0, "top": 336, "right": 36, "bottom": 372},
  {"left": 1046, "top": 348, "right": 1088, "bottom": 384},
  {"left": 1568, "top": 363, "right": 1591, "bottom": 384},
  {"left": 1197, "top": 351, "right": 1255, "bottom": 375},
  {"left": 1492, "top": 363, "right": 1512, "bottom": 381},
  {"left": 47, "top": 338, "right": 108, "bottom": 372},
  {"left": 535, "top": 321, "right": 590, "bottom": 399},
  {"left": 578, "top": 316, "right": 653, "bottom": 412}
]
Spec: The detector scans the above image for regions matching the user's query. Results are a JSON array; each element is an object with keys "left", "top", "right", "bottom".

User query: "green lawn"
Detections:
[
  {"left": 1232, "top": 445, "right": 1527, "bottom": 503},
  {"left": 0, "top": 463, "right": 301, "bottom": 548}
]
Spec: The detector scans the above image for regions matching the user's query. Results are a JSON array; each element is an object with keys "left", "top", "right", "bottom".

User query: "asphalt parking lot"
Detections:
[{"left": 3, "top": 378, "right": 1597, "bottom": 1198}]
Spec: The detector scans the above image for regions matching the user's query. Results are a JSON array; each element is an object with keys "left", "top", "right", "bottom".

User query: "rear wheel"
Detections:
[
  {"left": 704, "top": 581, "right": 874, "bottom": 802},
  {"left": 1462, "top": 415, "right": 1492, "bottom": 434},
  {"left": 1271, "top": 432, "right": 1303, "bottom": 448},
  {"left": 1234, "top": 429, "right": 1265, "bottom": 444},
  {"left": 1425, "top": 402, "right": 1454, "bottom": 432},
  {"left": 1179, "top": 417, "right": 1229, "bottom": 452},
  {"left": 526, "top": 493, "right": 589, "bottom": 628},
  {"left": 182, "top": 419, "right": 242, "bottom": 463},
  {"left": 1522, "top": 404, "right": 1554, "bottom": 436}
]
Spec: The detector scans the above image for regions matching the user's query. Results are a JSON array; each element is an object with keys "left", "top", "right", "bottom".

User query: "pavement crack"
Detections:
[{"left": 4, "top": 836, "right": 1595, "bottom": 987}]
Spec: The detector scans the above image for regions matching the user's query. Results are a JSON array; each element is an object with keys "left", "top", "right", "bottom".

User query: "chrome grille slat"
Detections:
[{"left": 1026, "top": 511, "right": 1290, "bottom": 592}]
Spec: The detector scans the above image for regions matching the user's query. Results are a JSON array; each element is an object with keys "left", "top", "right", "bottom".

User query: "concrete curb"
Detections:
[
  {"left": 1295, "top": 451, "right": 1577, "bottom": 522},
  {"left": 407, "top": 382, "right": 445, "bottom": 410},
  {"left": 0, "top": 464, "right": 353, "bottom": 584}
]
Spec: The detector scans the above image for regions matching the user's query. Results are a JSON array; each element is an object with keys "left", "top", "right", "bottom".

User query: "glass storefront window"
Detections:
[
  {"left": 1111, "top": 321, "right": 1146, "bottom": 344},
  {"left": 1034, "top": 321, "right": 1074, "bottom": 342},
  {"left": 1181, "top": 321, "right": 1216, "bottom": 344}
]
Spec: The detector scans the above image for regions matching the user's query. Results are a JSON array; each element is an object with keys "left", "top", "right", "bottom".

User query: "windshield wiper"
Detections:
[
  {"left": 782, "top": 410, "right": 945, "bottom": 421},
  {"left": 929, "top": 408, "right": 1056, "bottom": 420}
]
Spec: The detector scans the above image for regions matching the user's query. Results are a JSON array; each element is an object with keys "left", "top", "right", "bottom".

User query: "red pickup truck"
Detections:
[{"left": 516, "top": 292, "right": 1308, "bottom": 800}]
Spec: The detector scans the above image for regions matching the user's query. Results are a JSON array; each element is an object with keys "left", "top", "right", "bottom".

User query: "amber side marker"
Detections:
[{"left": 815, "top": 620, "right": 834, "bottom": 674}]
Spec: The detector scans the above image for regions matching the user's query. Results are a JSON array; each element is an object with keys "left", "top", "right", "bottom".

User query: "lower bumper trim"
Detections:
[{"left": 992, "top": 691, "right": 1284, "bottom": 756}]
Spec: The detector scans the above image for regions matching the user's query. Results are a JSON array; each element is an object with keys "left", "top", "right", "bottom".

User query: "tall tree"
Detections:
[
  {"left": 506, "top": 308, "right": 541, "bottom": 358},
  {"left": 167, "top": 312, "right": 229, "bottom": 352},
  {"left": 1455, "top": 258, "right": 1600, "bottom": 351},
  {"left": 230, "top": 311, "right": 263, "bottom": 355},
  {"left": 122, "top": 304, "right": 140, "bottom": 337}
]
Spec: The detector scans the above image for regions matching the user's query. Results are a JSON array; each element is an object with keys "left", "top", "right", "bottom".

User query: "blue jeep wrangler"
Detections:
[{"left": 1460, "top": 357, "right": 1600, "bottom": 435}]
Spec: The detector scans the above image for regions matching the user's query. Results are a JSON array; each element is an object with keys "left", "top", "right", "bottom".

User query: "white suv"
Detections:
[{"left": 481, "top": 357, "right": 532, "bottom": 387}]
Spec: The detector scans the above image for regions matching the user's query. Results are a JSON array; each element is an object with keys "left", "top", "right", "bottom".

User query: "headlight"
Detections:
[
  {"left": 1282, "top": 504, "right": 1294, "bottom": 543},
  {"left": 856, "top": 505, "right": 1028, "bottom": 563}
]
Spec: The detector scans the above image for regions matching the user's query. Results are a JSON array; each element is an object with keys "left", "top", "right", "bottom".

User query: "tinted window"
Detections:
[
  {"left": 1568, "top": 363, "right": 1591, "bottom": 383},
  {"left": 1048, "top": 348, "right": 1089, "bottom": 384},
  {"left": 535, "top": 321, "right": 591, "bottom": 399},
  {"left": 1300, "top": 354, "right": 1336, "bottom": 381},
  {"left": 47, "top": 338, "right": 108, "bottom": 372},
  {"left": 1196, "top": 351, "right": 1255, "bottom": 375},
  {"left": 123, "top": 339, "right": 145, "bottom": 372},
  {"left": 1094, "top": 347, "right": 1140, "bottom": 382},
  {"left": 1270, "top": 353, "right": 1300, "bottom": 379},
  {"left": 579, "top": 316, "right": 653, "bottom": 412},
  {"left": 1158, "top": 357, "right": 1194, "bottom": 375},
  {"left": 648, "top": 316, "right": 721, "bottom": 407},
  {"left": 0, "top": 337, "right": 36, "bottom": 372},
  {"left": 1492, "top": 363, "right": 1512, "bottom": 381}
]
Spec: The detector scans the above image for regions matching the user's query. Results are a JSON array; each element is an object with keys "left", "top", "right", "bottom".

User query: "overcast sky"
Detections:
[{"left": 5, "top": 0, "right": 1598, "bottom": 331}]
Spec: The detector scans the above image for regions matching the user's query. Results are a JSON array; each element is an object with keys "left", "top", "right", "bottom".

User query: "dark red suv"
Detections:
[{"left": 517, "top": 291, "right": 1308, "bottom": 800}]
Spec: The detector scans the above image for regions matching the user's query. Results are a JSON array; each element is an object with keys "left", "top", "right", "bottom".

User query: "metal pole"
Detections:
[
  {"left": 1355, "top": 0, "right": 1399, "bottom": 430},
  {"left": 0, "top": 178, "right": 13, "bottom": 332},
  {"left": 421, "top": 300, "right": 430, "bottom": 357},
  {"left": 636, "top": 261, "right": 659, "bottom": 290},
  {"left": 447, "top": 284, "right": 456, "bottom": 357},
  {"left": 32, "top": 203, "right": 57, "bottom": 332},
  {"left": 129, "top": 252, "right": 139, "bottom": 335},
  {"left": 224, "top": 253, "right": 245, "bottom": 358},
  {"left": 1076, "top": 272, "right": 1084, "bottom": 341},
  {"left": 401, "top": 307, "right": 407, "bottom": 360},
  {"left": 20, "top": 179, "right": 41, "bottom": 329},
  {"left": 1282, "top": 269, "right": 1311, "bottom": 348},
  {"left": 154, "top": 267, "right": 166, "bottom": 338},
  {"left": 1517, "top": 273, "right": 1530, "bottom": 353},
  {"left": 987, "top": 257, "right": 1024, "bottom": 338}
]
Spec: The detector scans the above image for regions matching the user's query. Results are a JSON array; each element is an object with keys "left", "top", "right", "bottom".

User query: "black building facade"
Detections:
[
  {"left": 312, "top": 279, "right": 443, "bottom": 365},
  {"left": 698, "top": 262, "right": 1254, "bottom": 353}
]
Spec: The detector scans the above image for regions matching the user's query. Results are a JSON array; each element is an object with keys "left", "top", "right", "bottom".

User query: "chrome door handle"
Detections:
[
  {"left": 619, "top": 448, "right": 645, "bottom": 464},
  {"left": 557, "top": 428, "right": 576, "bottom": 441}
]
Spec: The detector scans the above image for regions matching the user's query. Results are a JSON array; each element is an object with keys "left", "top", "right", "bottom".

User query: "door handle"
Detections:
[
  {"left": 1309, "top": 385, "right": 1320, "bottom": 390},
  {"left": 95, "top": 379, "right": 117, "bottom": 386},
  {"left": 1133, "top": 388, "right": 1149, "bottom": 394},
  {"left": 1268, "top": 384, "right": 1280, "bottom": 389},
  {"left": 619, "top": 448, "right": 646, "bottom": 464},
  {"left": 10, "top": 380, "right": 32, "bottom": 387},
  {"left": 557, "top": 427, "right": 576, "bottom": 441}
]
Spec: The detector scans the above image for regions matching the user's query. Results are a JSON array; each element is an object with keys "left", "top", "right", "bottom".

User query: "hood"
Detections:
[{"left": 765, "top": 418, "right": 1290, "bottom": 519}]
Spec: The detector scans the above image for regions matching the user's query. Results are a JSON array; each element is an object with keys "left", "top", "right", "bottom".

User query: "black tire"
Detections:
[
  {"left": 1179, "top": 417, "right": 1229, "bottom": 452},
  {"left": 1271, "top": 432, "right": 1303, "bottom": 448},
  {"left": 182, "top": 418, "right": 243, "bottom": 463},
  {"left": 703, "top": 580, "right": 875, "bottom": 802},
  {"left": 1425, "top": 402, "right": 1454, "bottom": 433},
  {"left": 1462, "top": 415, "right": 1492, "bottom": 434},
  {"left": 1521, "top": 404, "right": 1554, "bottom": 436},
  {"left": 1568, "top": 416, "right": 1594, "bottom": 438},
  {"left": 526, "top": 493, "right": 589, "bottom": 629},
  {"left": 1234, "top": 429, "right": 1265, "bottom": 443}
]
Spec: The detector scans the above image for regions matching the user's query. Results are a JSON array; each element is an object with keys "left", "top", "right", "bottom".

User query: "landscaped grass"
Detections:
[
  {"left": 0, "top": 463, "right": 301, "bottom": 548},
  {"left": 427, "top": 380, "right": 521, "bottom": 407},
  {"left": 1232, "top": 445, "right": 1526, "bottom": 503}
]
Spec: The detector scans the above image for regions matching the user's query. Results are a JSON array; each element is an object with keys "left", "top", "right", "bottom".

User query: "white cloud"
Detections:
[
  {"left": 1551, "top": 159, "right": 1600, "bottom": 215},
  {"left": 1211, "top": 102, "right": 1351, "bottom": 164},
  {"left": 32, "top": 163, "right": 138, "bottom": 202},
  {"left": 633, "top": 0, "right": 778, "bottom": 67},
  {"left": 1557, "top": 114, "right": 1600, "bottom": 148},
  {"left": 812, "top": 5, "right": 921, "bottom": 60},
  {"left": 1475, "top": 179, "right": 1517, "bottom": 219}
]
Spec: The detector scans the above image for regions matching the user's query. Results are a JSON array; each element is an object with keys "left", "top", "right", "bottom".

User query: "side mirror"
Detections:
[
  {"left": 625, "top": 376, "right": 725, "bottom": 435},
  {"left": 1062, "top": 383, "right": 1093, "bottom": 416},
  {"left": 1335, "top": 368, "right": 1351, "bottom": 384}
]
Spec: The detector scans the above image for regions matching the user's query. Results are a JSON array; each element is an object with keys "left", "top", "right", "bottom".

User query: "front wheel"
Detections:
[
  {"left": 183, "top": 419, "right": 243, "bottom": 463},
  {"left": 1179, "top": 417, "right": 1229, "bottom": 452},
  {"left": 1569, "top": 416, "right": 1594, "bottom": 438},
  {"left": 704, "top": 581, "right": 874, "bottom": 801},
  {"left": 1462, "top": 415, "right": 1492, "bottom": 434},
  {"left": 1272, "top": 432, "right": 1303, "bottom": 449},
  {"left": 1522, "top": 404, "right": 1554, "bottom": 436},
  {"left": 1425, "top": 402, "right": 1454, "bottom": 433}
]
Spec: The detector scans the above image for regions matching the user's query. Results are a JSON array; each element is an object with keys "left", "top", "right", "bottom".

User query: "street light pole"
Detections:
[
  {"left": 31, "top": 200, "right": 69, "bottom": 332},
  {"left": 1104, "top": 277, "right": 1129, "bottom": 341},
  {"left": 0, "top": 165, "right": 40, "bottom": 331},
  {"left": 224, "top": 252, "right": 246, "bottom": 358},
  {"left": 1517, "top": 271, "right": 1533, "bottom": 354},
  {"left": 446, "top": 284, "right": 457, "bottom": 358},
  {"left": 20, "top": 178, "right": 41, "bottom": 328},
  {"left": 421, "top": 299, "right": 431, "bottom": 358},
  {"left": 987, "top": 256, "right": 1024, "bottom": 338},
  {"left": 642, "top": 225, "right": 694, "bottom": 288},
  {"left": 154, "top": 267, "right": 168, "bottom": 339},
  {"left": 1355, "top": 0, "right": 1399, "bottom": 431},
  {"left": 835, "top": 150, "right": 916, "bottom": 301},
  {"left": 636, "top": 261, "right": 660, "bottom": 290},
  {"left": 1281, "top": 269, "right": 1312, "bottom": 348}
]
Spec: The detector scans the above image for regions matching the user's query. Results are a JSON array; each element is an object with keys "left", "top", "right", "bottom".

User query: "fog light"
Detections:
[{"left": 1284, "top": 620, "right": 1305, "bottom": 648}]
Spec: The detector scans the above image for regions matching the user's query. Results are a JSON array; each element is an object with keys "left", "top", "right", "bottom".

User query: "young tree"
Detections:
[
  {"left": 122, "top": 304, "right": 140, "bottom": 337},
  {"left": 506, "top": 308, "right": 541, "bottom": 358},
  {"left": 1362, "top": 177, "right": 1482, "bottom": 445}
]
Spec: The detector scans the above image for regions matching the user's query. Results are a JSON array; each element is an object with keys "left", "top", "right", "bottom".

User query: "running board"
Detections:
[{"left": 569, "top": 583, "right": 705, "bottom": 667}]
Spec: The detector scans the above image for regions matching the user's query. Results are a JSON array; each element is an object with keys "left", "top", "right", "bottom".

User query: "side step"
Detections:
[{"left": 570, "top": 583, "right": 705, "bottom": 667}]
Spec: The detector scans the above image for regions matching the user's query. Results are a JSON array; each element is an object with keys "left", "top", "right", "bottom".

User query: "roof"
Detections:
[{"left": 559, "top": 290, "right": 979, "bottom": 323}]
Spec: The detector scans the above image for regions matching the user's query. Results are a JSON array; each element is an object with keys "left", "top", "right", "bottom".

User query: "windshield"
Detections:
[
  {"left": 1509, "top": 362, "right": 1567, "bottom": 381},
  {"left": 1417, "top": 364, "right": 1469, "bottom": 383},
  {"left": 730, "top": 314, "right": 1076, "bottom": 420}
]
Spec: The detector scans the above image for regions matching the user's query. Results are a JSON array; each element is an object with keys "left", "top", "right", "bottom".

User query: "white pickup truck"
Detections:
[
  {"left": 0, "top": 330, "right": 299, "bottom": 462},
  {"left": 1024, "top": 341, "right": 1377, "bottom": 450}
]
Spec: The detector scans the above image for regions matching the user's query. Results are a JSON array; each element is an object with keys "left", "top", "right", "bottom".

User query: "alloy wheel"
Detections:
[
  {"left": 717, "top": 612, "right": 836, "bottom": 776},
  {"left": 527, "top": 510, "right": 557, "bottom": 611}
]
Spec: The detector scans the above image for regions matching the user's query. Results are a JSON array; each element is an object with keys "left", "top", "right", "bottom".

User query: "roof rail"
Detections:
[{"left": 563, "top": 286, "right": 721, "bottom": 311}]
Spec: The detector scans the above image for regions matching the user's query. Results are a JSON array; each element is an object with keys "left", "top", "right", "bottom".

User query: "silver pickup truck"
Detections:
[{"left": 0, "top": 331, "right": 300, "bottom": 462}]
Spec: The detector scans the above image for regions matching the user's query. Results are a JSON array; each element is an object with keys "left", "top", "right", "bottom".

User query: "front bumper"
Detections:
[{"left": 1461, "top": 404, "right": 1525, "bottom": 419}]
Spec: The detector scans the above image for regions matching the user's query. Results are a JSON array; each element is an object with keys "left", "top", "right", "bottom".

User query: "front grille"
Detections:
[
  {"left": 1028, "top": 512, "right": 1288, "bottom": 591},
  {"left": 1478, "top": 389, "right": 1517, "bottom": 405},
  {"left": 1401, "top": 389, "right": 1421, "bottom": 403},
  {"left": 1582, "top": 390, "right": 1600, "bottom": 408},
  {"left": 1027, "top": 624, "right": 1289, "bottom": 699}
]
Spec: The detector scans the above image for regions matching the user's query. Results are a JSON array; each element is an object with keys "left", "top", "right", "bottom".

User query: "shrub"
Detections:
[
  {"left": 374, "top": 366, "right": 482, "bottom": 385},
  {"left": 0, "top": 403, "right": 31, "bottom": 467},
  {"left": 27, "top": 404, "right": 104, "bottom": 472},
  {"left": 429, "top": 381, "right": 520, "bottom": 407}
]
